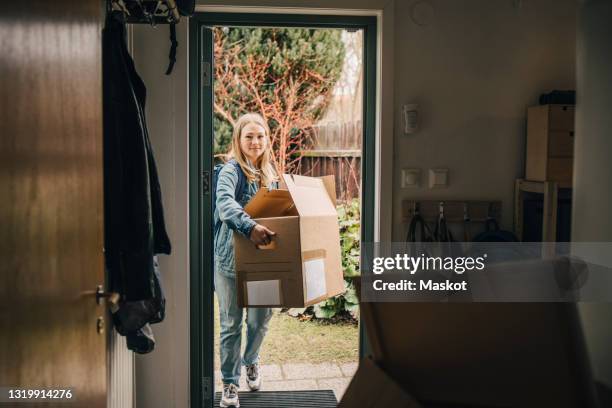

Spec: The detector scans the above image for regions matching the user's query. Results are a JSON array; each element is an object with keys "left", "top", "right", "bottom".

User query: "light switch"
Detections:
[
  {"left": 429, "top": 168, "right": 448, "bottom": 188},
  {"left": 401, "top": 168, "right": 421, "bottom": 188}
]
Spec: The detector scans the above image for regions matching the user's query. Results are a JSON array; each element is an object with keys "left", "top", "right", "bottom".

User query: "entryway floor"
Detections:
[{"left": 215, "top": 362, "right": 357, "bottom": 400}]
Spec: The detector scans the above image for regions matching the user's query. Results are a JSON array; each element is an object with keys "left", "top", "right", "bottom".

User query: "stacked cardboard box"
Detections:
[{"left": 526, "top": 104, "right": 575, "bottom": 183}]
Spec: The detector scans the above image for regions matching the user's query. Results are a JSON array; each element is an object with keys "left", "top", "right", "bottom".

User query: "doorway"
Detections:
[{"left": 189, "top": 12, "right": 377, "bottom": 408}]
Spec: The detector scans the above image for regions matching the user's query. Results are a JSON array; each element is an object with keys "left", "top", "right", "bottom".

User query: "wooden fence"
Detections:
[{"left": 297, "top": 121, "right": 362, "bottom": 202}]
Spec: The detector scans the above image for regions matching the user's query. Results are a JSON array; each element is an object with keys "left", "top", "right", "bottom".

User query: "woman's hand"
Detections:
[{"left": 249, "top": 224, "right": 276, "bottom": 246}]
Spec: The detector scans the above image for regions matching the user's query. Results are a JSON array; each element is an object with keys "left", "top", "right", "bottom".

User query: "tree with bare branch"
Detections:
[{"left": 213, "top": 27, "right": 345, "bottom": 175}]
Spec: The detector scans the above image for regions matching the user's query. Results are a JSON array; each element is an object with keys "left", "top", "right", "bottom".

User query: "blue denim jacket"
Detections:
[{"left": 214, "top": 163, "right": 277, "bottom": 278}]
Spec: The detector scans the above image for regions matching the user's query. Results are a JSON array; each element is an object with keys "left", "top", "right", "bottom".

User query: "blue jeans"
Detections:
[{"left": 215, "top": 270, "right": 273, "bottom": 386}]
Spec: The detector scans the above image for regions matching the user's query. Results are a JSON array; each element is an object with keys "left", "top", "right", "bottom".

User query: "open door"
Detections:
[
  {"left": 0, "top": 1, "right": 107, "bottom": 407},
  {"left": 189, "top": 24, "right": 216, "bottom": 408},
  {"left": 190, "top": 13, "right": 377, "bottom": 407}
]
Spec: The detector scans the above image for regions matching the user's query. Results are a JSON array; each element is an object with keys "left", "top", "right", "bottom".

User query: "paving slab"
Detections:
[
  {"left": 258, "top": 364, "right": 284, "bottom": 381},
  {"left": 317, "top": 377, "right": 352, "bottom": 401},
  {"left": 282, "top": 362, "right": 342, "bottom": 380},
  {"left": 215, "top": 365, "right": 284, "bottom": 389},
  {"left": 261, "top": 379, "right": 318, "bottom": 391},
  {"left": 339, "top": 362, "right": 358, "bottom": 377},
  {"left": 237, "top": 364, "right": 285, "bottom": 381},
  {"left": 214, "top": 370, "right": 222, "bottom": 387}
]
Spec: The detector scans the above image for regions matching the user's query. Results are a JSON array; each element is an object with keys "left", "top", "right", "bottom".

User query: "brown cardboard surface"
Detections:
[
  {"left": 299, "top": 214, "right": 344, "bottom": 302},
  {"left": 548, "top": 157, "right": 573, "bottom": 182},
  {"left": 339, "top": 357, "right": 421, "bottom": 408},
  {"left": 302, "top": 249, "right": 327, "bottom": 261},
  {"left": 235, "top": 216, "right": 303, "bottom": 308},
  {"left": 234, "top": 217, "right": 301, "bottom": 264},
  {"left": 548, "top": 104, "right": 575, "bottom": 131},
  {"left": 358, "top": 301, "right": 597, "bottom": 407},
  {"left": 319, "top": 175, "right": 337, "bottom": 206},
  {"left": 526, "top": 105, "right": 549, "bottom": 181},
  {"left": 548, "top": 131, "right": 575, "bottom": 157},
  {"left": 526, "top": 105, "right": 575, "bottom": 183},
  {"left": 240, "top": 272, "right": 284, "bottom": 306},
  {"left": 237, "top": 270, "right": 304, "bottom": 308},
  {"left": 244, "top": 188, "right": 297, "bottom": 218},
  {"left": 283, "top": 174, "right": 337, "bottom": 217},
  {"left": 234, "top": 174, "right": 343, "bottom": 307}
]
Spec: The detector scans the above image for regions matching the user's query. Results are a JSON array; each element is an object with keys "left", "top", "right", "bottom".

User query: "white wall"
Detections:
[
  {"left": 574, "top": 0, "right": 612, "bottom": 389},
  {"left": 132, "top": 22, "right": 190, "bottom": 408},
  {"left": 392, "top": 0, "right": 577, "bottom": 240}
]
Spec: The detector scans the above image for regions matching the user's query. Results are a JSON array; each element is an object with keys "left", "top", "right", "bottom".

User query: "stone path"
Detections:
[{"left": 215, "top": 362, "right": 358, "bottom": 401}]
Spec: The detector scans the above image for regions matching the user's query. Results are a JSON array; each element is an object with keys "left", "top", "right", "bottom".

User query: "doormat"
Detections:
[{"left": 213, "top": 390, "right": 337, "bottom": 407}]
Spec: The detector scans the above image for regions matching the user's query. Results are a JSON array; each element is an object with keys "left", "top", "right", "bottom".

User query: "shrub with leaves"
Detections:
[{"left": 337, "top": 199, "right": 360, "bottom": 279}]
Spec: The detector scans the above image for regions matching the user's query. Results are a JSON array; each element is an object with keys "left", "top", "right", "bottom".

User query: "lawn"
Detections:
[{"left": 214, "top": 295, "right": 359, "bottom": 369}]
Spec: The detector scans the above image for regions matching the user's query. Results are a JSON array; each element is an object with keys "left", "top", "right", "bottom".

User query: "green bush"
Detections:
[
  {"left": 289, "top": 199, "right": 361, "bottom": 321},
  {"left": 337, "top": 199, "right": 361, "bottom": 279}
]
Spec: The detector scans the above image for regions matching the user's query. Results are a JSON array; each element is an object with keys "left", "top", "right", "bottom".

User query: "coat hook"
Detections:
[{"left": 111, "top": 0, "right": 130, "bottom": 15}]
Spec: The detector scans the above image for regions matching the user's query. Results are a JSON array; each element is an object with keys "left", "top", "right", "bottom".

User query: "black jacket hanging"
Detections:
[{"left": 103, "top": 11, "right": 171, "bottom": 303}]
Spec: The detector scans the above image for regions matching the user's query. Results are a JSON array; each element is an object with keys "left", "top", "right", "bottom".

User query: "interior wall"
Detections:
[
  {"left": 132, "top": 21, "right": 190, "bottom": 408},
  {"left": 574, "top": 0, "right": 612, "bottom": 389},
  {"left": 392, "top": 0, "right": 577, "bottom": 240}
]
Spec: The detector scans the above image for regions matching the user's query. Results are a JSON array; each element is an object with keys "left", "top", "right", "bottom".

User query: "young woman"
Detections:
[{"left": 214, "top": 113, "right": 278, "bottom": 408}]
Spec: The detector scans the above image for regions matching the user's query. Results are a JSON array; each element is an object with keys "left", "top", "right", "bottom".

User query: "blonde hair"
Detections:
[{"left": 227, "top": 113, "right": 278, "bottom": 186}]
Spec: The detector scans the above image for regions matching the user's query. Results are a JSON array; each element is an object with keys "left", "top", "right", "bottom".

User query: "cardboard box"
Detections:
[
  {"left": 343, "top": 277, "right": 597, "bottom": 407},
  {"left": 526, "top": 104, "right": 575, "bottom": 183},
  {"left": 233, "top": 174, "right": 344, "bottom": 308},
  {"left": 339, "top": 356, "right": 422, "bottom": 408}
]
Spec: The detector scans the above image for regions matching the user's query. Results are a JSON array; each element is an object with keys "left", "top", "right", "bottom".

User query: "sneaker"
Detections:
[
  {"left": 245, "top": 363, "right": 261, "bottom": 391},
  {"left": 220, "top": 383, "right": 239, "bottom": 408}
]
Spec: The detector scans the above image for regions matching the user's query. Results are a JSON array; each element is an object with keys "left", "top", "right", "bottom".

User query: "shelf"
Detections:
[{"left": 514, "top": 179, "right": 572, "bottom": 244}]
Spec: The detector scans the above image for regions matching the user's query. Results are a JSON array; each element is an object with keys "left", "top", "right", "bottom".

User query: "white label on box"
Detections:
[
  {"left": 246, "top": 280, "right": 281, "bottom": 305},
  {"left": 304, "top": 258, "right": 327, "bottom": 302}
]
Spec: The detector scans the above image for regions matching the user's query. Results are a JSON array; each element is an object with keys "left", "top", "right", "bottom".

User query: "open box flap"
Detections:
[
  {"left": 293, "top": 174, "right": 336, "bottom": 205},
  {"left": 339, "top": 357, "right": 422, "bottom": 408},
  {"left": 357, "top": 298, "right": 599, "bottom": 407},
  {"left": 244, "top": 188, "right": 296, "bottom": 218},
  {"left": 282, "top": 174, "right": 337, "bottom": 217},
  {"left": 318, "top": 175, "right": 337, "bottom": 207}
]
